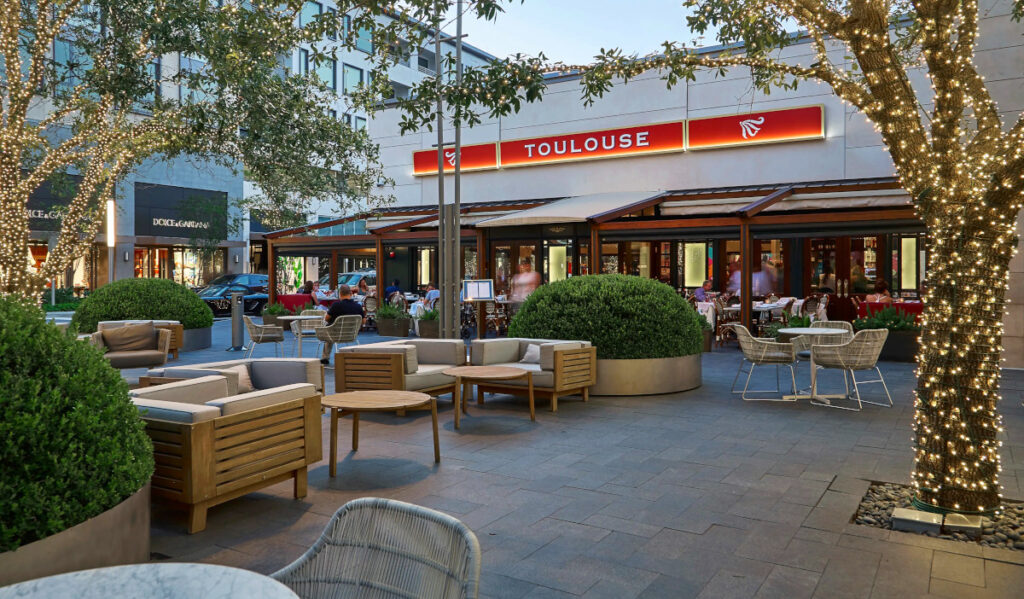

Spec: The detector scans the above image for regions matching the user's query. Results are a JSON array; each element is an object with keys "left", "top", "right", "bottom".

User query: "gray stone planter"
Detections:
[
  {"left": 181, "top": 327, "right": 212, "bottom": 351},
  {"left": 591, "top": 354, "right": 702, "bottom": 396},
  {"left": 378, "top": 318, "right": 411, "bottom": 338},
  {"left": 0, "top": 484, "right": 150, "bottom": 586}
]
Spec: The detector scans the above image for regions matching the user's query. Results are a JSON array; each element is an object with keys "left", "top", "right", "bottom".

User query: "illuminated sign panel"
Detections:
[
  {"left": 412, "top": 143, "right": 498, "bottom": 176},
  {"left": 499, "top": 122, "right": 685, "bottom": 168},
  {"left": 686, "top": 105, "right": 824, "bottom": 150},
  {"left": 410, "top": 106, "right": 825, "bottom": 174}
]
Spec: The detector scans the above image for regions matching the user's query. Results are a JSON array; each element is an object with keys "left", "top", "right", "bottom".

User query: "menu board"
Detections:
[{"left": 462, "top": 279, "right": 495, "bottom": 301}]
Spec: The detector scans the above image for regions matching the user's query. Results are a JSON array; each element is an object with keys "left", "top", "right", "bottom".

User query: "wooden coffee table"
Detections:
[
  {"left": 321, "top": 390, "right": 438, "bottom": 477},
  {"left": 442, "top": 365, "right": 534, "bottom": 429}
]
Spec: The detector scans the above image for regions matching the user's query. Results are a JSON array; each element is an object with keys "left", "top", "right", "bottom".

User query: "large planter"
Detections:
[
  {"left": 0, "top": 484, "right": 150, "bottom": 586},
  {"left": 878, "top": 329, "right": 919, "bottom": 362},
  {"left": 378, "top": 317, "right": 411, "bottom": 338},
  {"left": 591, "top": 354, "right": 702, "bottom": 396},
  {"left": 181, "top": 326, "right": 212, "bottom": 351},
  {"left": 418, "top": 319, "right": 440, "bottom": 338}
]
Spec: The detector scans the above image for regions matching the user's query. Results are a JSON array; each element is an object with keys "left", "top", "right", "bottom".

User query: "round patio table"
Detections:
[
  {"left": 0, "top": 563, "right": 297, "bottom": 599},
  {"left": 777, "top": 327, "right": 844, "bottom": 343},
  {"left": 443, "top": 365, "right": 535, "bottom": 428},
  {"left": 277, "top": 314, "right": 325, "bottom": 357}
]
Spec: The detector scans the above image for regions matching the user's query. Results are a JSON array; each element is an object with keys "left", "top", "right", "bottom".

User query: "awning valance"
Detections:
[{"left": 475, "top": 191, "right": 661, "bottom": 228}]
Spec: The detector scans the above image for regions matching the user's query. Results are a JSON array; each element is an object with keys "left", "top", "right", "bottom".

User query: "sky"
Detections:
[{"left": 449, "top": 1, "right": 698, "bottom": 65}]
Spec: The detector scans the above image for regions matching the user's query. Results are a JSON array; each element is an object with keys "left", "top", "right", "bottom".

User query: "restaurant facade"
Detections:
[{"left": 266, "top": 1, "right": 1024, "bottom": 366}]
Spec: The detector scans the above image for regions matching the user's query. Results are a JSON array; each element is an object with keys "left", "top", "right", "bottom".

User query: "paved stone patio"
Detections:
[{"left": 142, "top": 320, "right": 1024, "bottom": 598}]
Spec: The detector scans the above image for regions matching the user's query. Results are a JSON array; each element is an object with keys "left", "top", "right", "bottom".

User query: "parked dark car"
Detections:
[{"left": 195, "top": 274, "right": 269, "bottom": 315}]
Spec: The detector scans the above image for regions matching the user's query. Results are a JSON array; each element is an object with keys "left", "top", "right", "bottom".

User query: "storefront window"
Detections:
[
  {"left": 171, "top": 248, "right": 225, "bottom": 288},
  {"left": 494, "top": 245, "right": 512, "bottom": 296},
  {"left": 543, "top": 239, "right": 572, "bottom": 283},
  {"left": 809, "top": 238, "right": 837, "bottom": 293},
  {"left": 578, "top": 242, "right": 589, "bottom": 275},
  {"left": 463, "top": 246, "right": 477, "bottom": 280},
  {"left": 850, "top": 237, "right": 879, "bottom": 294},
  {"left": 753, "top": 239, "right": 784, "bottom": 296},
  {"left": 724, "top": 240, "right": 741, "bottom": 293},
  {"left": 417, "top": 248, "right": 435, "bottom": 287},
  {"left": 600, "top": 243, "right": 619, "bottom": 274},
  {"left": 655, "top": 242, "right": 672, "bottom": 284},
  {"left": 894, "top": 235, "right": 926, "bottom": 296},
  {"left": 682, "top": 242, "right": 708, "bottom": 288}
]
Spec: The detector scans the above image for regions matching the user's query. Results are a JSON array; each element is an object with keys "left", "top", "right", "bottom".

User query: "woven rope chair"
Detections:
[
  {"left": 290, "top": 310, "right": 325, "bottom": 356},
  {"left": 810, "top": 328, "right": 892, "bottom": 411},
  {"left": 388, "top": 292, "right": 407, "bottom": 312},
  {"left": 243, "top": 315, "right": 283, "bottom": 358},
  {"left": 363, "top": 296, "right": 379, "bottom": 331},
  {"left": 272, "top": 497, "right": 481, "bottom": 599},
  {"left": 730, "top": 325, "right": 798, "bottom": 401},
  {"left": 316, "top": 314, "right": 362, "bottom": 358}
]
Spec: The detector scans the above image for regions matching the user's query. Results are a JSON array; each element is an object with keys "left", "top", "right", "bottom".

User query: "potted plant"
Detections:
[
  {"left": 376, "top": 303, "right": 411, "bottom": 337},
  {"left": 1, "top": 297, "right": 154, "bottom": 585},
  {"left": 418, "top": 308, "right": 440, "bottom": 338},
  {"left": 700, "top": 314, "right": 713, "bottom": 352},
  {"left": 261, "top": 302, "right": 290, "bottom": 327},
  {"left": 509, "top": 274, "right": 703, "bottom": 395},
  {"left": 70, "top": 277, "right": 214, "bottom": 351},
  {"left": 853, "top": 306, "right": 920, "bottom": 362}
]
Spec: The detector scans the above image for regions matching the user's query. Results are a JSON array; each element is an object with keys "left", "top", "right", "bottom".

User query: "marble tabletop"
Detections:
[{"left": 0, "top": 563, "right": 298, "bottom": 599}]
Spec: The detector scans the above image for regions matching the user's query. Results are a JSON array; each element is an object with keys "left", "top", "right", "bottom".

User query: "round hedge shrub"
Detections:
[
  {"left": 72, "top": 277, "right": 214, "bottom": 332},
  {"left": 508, "top": 274, "right": 703, "bottom": 360},
  {"left": 0, "top": 297, "right": 154, "bottom": 552}
]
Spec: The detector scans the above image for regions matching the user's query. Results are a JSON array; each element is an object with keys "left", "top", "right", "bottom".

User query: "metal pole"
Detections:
[
  {"left": 450, "top": 0, "right": 464, "bottom": 339},
  {"left": 227, "top": 291, "right": 245, "bottom": 351},
  {"left": 434, "top": 4, "right": 447, "bottom": 338}
]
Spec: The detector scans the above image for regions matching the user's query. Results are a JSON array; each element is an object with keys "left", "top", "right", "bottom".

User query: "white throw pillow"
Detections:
[
  {"left": 223, "top": 364, "right": 254, "bottom": 394},
  {"left": 520, "top": 344, "right": 541, "bottom": 364}
]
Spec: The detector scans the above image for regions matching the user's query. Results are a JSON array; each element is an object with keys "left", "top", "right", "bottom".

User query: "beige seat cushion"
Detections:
[
  {"left": 105, "top": 350, "right": 167, "bottom": 369},
  {"left": 484, "top": 363, "right": 554, "bottom": 388},
  {"left": 405, "top": 364, "right": 455, "bottom": 391},
  {"left": 470, "top": 339, "right": 520, "bottom": 365},
  {"left": 206, "top": 383, "right": 316, "bottom": 415},
  {"left": 102, "top": 323, "right": 156, "bottom": 352},
  {"left": 407, "top": 339, "right": 467, "bottom": 366},
  {"left": 131, "top": 375, "right": 230, "bottom": 405},
  {"left": 132, "top": 398, "right": 219, "bottom": 423}
]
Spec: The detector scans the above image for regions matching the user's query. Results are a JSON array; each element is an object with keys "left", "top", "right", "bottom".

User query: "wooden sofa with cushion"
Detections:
[
  {"left": 89, "top": 322, "right": 171, "bottom": 369},
  {"left": 334, "top": 339, "right": 466, "bottom": 402},
  {"left": 146, "top": 357, "right": 324, "bottom": 396},
  {"left": 130, "top": 374, "right": 322, "bottom": 533},
  {"left": 469, "top": 338, "right": 597, "bottom": 412},
  {"left": 99, "top": 320, "right": 183, "bottom": 359}
]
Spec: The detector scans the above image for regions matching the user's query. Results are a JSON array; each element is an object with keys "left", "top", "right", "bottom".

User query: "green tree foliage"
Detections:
[
  {"left": 508, "top": 275, "right": 703, "bottom": 359},
  {"left": 71, "top": 277, "right": 214, "bottom": 331},
  {"left": 0, "top": 297, "right": 153, "bottom": 551}
]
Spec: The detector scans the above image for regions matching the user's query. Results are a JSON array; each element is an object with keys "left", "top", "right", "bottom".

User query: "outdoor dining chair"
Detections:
[
  {"left": 291, "top": 309, "right": 325, "bottom": 356},
  {"left": 809, "top": 328, "right": 892, "bottom": 411},
  {"left": 363, "top": 296, "right": 379, "bottom": 331},
  {"left": 243, "top": 315, "right": 284, "bottom": 358},
  {"left": 272, "top": 497, "right": 481, "bottom": 599},
  {"left": 316, "top": 314, "right": 361, "bottom": 358},
  {"left": 730, "top": 324, "right": 798, "bottom": 401}
]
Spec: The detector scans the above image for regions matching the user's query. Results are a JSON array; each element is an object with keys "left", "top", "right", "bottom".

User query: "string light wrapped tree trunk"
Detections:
[{"left": 400, "top": 0, "right": 1024, "bottom": 513}]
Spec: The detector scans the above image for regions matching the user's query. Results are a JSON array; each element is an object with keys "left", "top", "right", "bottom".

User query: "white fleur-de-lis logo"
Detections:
[
  {"left": 444, "top": 150, "right": 457, "bottom": 166},
  {"left": 740, "top": 117, "right": 765, "bottom": 139}
]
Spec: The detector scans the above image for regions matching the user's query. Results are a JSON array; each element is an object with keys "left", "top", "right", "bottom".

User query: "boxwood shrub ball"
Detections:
[
  {"left": 508, "top": 274, "right": 703, "bottom": 360},
  {"left": 72, "top": 277, "right": 214, "bottom": 333}
]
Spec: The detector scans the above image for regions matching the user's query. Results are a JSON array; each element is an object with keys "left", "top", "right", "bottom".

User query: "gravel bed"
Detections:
[{"left": 856, "top": 482, "right": 1024, "bottom": 550}]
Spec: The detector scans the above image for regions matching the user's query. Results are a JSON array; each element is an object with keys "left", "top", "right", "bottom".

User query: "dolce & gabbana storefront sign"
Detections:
[{"left": 134, "top": 183, "right": 227, "bottom": 238}]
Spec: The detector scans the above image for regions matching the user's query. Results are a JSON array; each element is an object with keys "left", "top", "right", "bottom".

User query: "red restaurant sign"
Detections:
[
  {"left": 499, "top": 121, "right": 685, "bottom": 168},
  {"left": 686, "top": 105, "right": 824, "bottom": 150},
  {"left": 412, "top": 142, "right": 498, "bottom": 176},
  {"left": 411, "top": 106, "right": 824, "bottom": 174}
]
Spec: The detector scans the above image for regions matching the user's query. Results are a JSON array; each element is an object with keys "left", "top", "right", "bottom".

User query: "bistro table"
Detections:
[
  {"left": 777, "top": 327, "right": 845, "bottom": 343},
  {"left": 442, "top": 365, "right": 535, "bottom": 429},
  {"left": 0, "top": 563, "right": 297, "bottom": 599},
  {"left": 321, "top": 390, "right": 438, "bottom": 477},
  {"left": 277, "top": 314, "right": 325, "bottom": 357}
]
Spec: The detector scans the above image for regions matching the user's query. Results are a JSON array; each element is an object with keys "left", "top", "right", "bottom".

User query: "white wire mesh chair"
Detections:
[
  {"left": 810, "top": 328, "right": 892, "bottom": 411},
  {"left": 730, "top": 324, "right": 798, "bottom": 401},
  {"left": 291, "top": 310, "right": 326, "bottom": 356},
  {"left": 317, "top": 314, "right": 362, "bottom": 358},
  {"left": 243, "top": 315, "right": 284, "bottom": 358},
  {"left": 272, "top": 497, "right": 481, "bottom": 599}
]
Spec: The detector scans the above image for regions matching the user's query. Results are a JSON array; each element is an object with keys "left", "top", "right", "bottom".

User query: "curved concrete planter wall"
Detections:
[
  {"left": 591, "top": 354, "right": 702, "bottom": 396},
  {"left": 0, "top": 484, "right": 150, "bottom": 586},
  {"left": 181, "top": 327, "right": 212, "bottom": 351}
]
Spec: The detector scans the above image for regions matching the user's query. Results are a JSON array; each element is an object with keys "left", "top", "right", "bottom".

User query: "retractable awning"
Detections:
[{"left": 475, "top": 190, "right": 662, "bottom": 228}]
